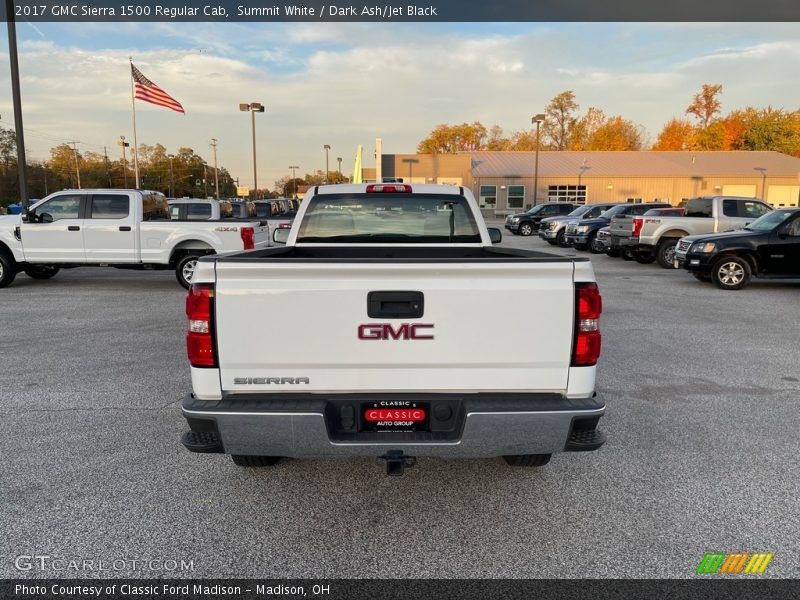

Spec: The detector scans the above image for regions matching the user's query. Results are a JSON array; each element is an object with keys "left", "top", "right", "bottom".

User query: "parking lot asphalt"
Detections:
[{"left": 1, "top": 233, "right": 799, "bottom": 579}]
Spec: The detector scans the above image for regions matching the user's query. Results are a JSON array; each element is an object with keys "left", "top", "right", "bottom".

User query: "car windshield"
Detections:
[
  {"left": 296, "top": 193, "right": 481, "bottom": 243},
  {"left": 744, "top": 210, "right": 795, "bottom": 231},
  {"left": 598, "top": 205, "right": 626, "bottom": 219},
  {"left": 568, "top": 205, "right": 593, "bottom": 217},
  {"left": 526, "top": 205, "right": 546, "bottom": 215}
]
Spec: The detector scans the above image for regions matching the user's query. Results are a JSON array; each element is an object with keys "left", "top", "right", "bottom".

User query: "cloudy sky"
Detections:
[{"left": 1, "top": 22, "right": 799, "bottom": 189}]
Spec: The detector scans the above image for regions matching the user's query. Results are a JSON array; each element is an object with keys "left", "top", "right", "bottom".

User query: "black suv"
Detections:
[
  {"left": 505, "top": 202, "right": 579, "bottom": 236},
  {"left": 679, "top": 208, "right": 800, "bottom": 290}
]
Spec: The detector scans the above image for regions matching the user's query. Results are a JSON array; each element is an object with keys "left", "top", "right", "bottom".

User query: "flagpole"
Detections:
[{"left": 129, "top": 57, "right": 140, "bottom": 188}]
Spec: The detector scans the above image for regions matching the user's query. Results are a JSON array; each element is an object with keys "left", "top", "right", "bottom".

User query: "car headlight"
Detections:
[
  {"left": 549, "top": 222, "right": 559, "bottom": 230},
  {"left": 691, "top": 242, "right": 716, "bottom": 253},
  {"left": 510, "top": 217, "right": 519, "bottom": 223},
  {"left": 576, "top": 225, "right": 589, "bottom": 233}
]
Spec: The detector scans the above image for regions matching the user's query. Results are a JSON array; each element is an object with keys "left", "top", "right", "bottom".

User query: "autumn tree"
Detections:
[
  {"left": 587, "top": 116, "right": 645, "bottom": 150},
  {"left": 652, "top": 118, "right": 695, "bottom": 150},
  {"left": 686, "top": 84, "right": 723, "bottom": 128},
  {"left": 569, "top": 107, "right": 607, "bottom": 150},
  {"left": 417, "top": 122, "right": 488, "bottom": 154},
  {"left": 542, "top": 91, "right": 579, "bottom": 150}
]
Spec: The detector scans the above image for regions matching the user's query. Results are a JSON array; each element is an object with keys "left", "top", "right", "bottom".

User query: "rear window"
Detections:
[
  {"left": 684, "top": 198, "right": 713, "bottom": 218},
  {"left": 142, "top": 193, "right": 169, "bottom": 221},
  {"left": 296, "top": 193, "right": 482, "bottom": 243},
  {"left": 186, "top": 203, "right": 212, "bottom": 220},
  {"left": 219, "top": 202, "right": 233, "bottom": 219}
]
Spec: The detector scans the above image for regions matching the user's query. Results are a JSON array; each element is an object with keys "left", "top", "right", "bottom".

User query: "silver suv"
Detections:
[{"left": 539, "top": 203, "right": 619, "bottom": 246}]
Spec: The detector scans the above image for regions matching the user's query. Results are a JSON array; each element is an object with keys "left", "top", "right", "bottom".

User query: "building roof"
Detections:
[{"left": 468, "top": 151, "right": 800, "bottom": 178}]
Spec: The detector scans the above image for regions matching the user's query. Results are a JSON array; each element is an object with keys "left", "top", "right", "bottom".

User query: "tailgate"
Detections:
[
  {"left": 213, "top": 260, "right": 576, "bottom": 394},
  {"left": 609, "top": 216, "right": 633, "bottom": 236}
]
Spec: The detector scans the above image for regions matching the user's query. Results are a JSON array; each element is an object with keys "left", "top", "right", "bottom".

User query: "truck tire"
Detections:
[
  {"left": 23, "top": 265, "right": 60, "bottom": 280},
  {"left": 0, "top": 253, "right": 17, "bottom": 288},
  {"left": 656, "top": 239, "right": 679, "bottom": 269},
  {"left": 231, "top": 455, "right": 282, "bottom": 467},
  {"left": 621, "top": 249, "right": 634, "bottom": 261},
  {"left": 556, "top": 229, "right": 567, "bottom": 247},
  {"left": 633, "top": 252, "right": 656, "bottom": 264},
  {"left": 176, "top": 254, "right": 201, "bottom": 289},
  {"left": 587, "top": 232, "right": 603, "bottom": 254},
  {"left": 711, "top": 256, "right": 751, "bottom": 290},
  {"left": 503, "top": 454, "right": 552, "bottom": 467},
  {"left": 519, "top": 222, "right": 533, "bottom": 236}
]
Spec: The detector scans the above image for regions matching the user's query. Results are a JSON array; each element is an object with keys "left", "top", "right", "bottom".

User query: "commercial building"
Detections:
[{"left": 365, "top": 149, "right": 800, "bottom": 216}]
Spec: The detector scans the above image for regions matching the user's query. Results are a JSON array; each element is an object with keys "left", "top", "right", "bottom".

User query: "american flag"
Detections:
[{"left": 131, "top": 63, "right": 185, "bottom": 114}]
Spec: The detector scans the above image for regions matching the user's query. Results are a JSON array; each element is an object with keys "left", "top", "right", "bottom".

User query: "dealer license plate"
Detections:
[{"left": 362, "top": 402, "right": 428, "bottom": 432}]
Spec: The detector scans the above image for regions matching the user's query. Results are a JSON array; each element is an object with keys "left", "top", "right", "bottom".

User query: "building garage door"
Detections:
[
  {"left": 722, "top": 185, "right": 757, "bottom": 198},
  {"left": 767, "top": 185, "right": 800, "bottom": 207}
]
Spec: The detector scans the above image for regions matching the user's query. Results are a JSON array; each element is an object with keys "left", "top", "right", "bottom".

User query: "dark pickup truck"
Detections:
[
  {"left": 505, "top": 203, "right": 578, "bottom": 236},
  {"left": 565, "top": 202, "right": 671, "bottom": 252},
  {"left": 678, "top": 208, "right": 800, "bottom": 290}
]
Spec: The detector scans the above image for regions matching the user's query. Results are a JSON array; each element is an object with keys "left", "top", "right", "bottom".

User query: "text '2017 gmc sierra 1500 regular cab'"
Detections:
[{"left": 180, "top": 184, "right": 605, "bottom": 475}]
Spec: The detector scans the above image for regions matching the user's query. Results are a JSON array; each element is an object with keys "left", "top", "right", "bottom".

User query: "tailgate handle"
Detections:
[
  {"left": 67, "top": 226, "right": 80, "bottom": 231},
  {"left": 119, "top": 226, "right": 132, "bottom": 231},
  {"left": 368, "top": 291, "right": 424, "bottom": 319}
]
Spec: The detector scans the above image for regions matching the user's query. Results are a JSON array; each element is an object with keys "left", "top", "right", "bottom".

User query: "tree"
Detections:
[
  {"left": 417, "top": 122, "right": 488, "bottom": 154},
  {"left": 543, "top": 91, "right": 579, "bottom": 150},
  {"left": 652, "top": 118, "right": 695, "bottom": 150},
  {"left": 486, "top": 125, "right": 508, "bottom": 151},
  {"left": 686, "top": 84, "right": 723, "bottom": 129},
  {"left": 587, "top": 116, "right": 645, "bottom": 150},
  {"left": 569, "top": 107, "right": 607, "bottom": 150},
  {"left": 743, "top": 107, "right": 800, "bottom": 156}
]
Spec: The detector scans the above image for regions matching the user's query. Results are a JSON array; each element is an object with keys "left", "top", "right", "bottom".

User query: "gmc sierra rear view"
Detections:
[{"left": 179, "top": 184, "right": 606, "bottom": 475}]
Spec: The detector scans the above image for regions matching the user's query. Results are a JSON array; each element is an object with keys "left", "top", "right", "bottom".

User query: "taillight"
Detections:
[
  {"left": 366, "top": 184, "right": 412, "bottom": 193},
  {"left": 186, "top": 283, "right": 217, "bottom": 368},
  {"left": 572, "top": 282, "right": 602, "bottom": 366},
  {"left": 631, "top": 217, "right": 644, "bottom": 238},
  {"left": 240, "top": 226, "right": 255, "bottom": 250},
  {"left": 278, "top": 223, "right": 292, "bottom": 228}
]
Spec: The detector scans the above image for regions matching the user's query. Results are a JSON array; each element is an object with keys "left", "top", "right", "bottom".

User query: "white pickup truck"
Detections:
[
  {"left": 180, "top": 183, "right": 606, "bottom": 475},
  {"left": 0, "top": 189, "right": 268, "bottom": 288},
  {"left": 618, "top": 196, "right": 773, "bottom": 268}
]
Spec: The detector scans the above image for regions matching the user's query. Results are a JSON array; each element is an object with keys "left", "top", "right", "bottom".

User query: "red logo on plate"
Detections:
[{"left": 364, "top": 408, "right": 427, "bottom": 422}]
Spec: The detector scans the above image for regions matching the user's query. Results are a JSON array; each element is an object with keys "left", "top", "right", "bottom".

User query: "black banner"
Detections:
[
  {"left": 1, "top": 0, "right": 799, "bottom": 22},
  {"left": 2, "top": 579, "right": 800, "bottom": 600}
]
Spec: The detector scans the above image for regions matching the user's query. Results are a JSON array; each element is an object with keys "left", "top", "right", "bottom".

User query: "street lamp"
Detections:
[
  {"left": 118, "top": 136, "right": 130, "bottom": 188},
  {"left": 578, "top": 163, "right": 591, "bottom": 202},
  {"left": 531, "top": 113, "right": 546, "bottom": 205},
  {"left": 288, "top": 165, "right": 299, "bottom": 198},
  {"left": 323, "top": 144, "right": 331, "bottom": 184},
  {"left": 337, "top": 157, "right": 342, "bottom": 176},
  {"left": 240, "top": 102, "right": 265, "bottom": 199},
  {"left": 754, "top": 167, "right": 767, "bottom": 200}
]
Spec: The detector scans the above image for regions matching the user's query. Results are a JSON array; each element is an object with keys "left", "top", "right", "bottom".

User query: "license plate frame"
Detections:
[{"left": 361, "top": 402, "right": 429, "bottom": 432}]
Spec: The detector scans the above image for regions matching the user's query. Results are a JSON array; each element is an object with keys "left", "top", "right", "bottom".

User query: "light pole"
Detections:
[
  {"left": 578, "top": 163, "right": 591, "bottom": 201},
  {"left": 754, "top": 167, "right": 767, "bottom": 200},
  {"left": 118, "top": 136, "right": 130, "bottom": 187},
  {"left": 337, "top": 157, "right": 342, "bottom": 177},
  {"left": 6, "top": 5, "right": 29, "bottom": 210},
  {"left": 168, "top": 154, "right": 174, "bottom": 197},
  {"left": 210, "top": 138, "right": 219, "bottom": 199},
  {"left": 288, "top": 165, "right": 299, "bottom": 198},
  {"left": 531, "top": 113, "right": 546, "bottom": 206},
  {"left": 323, "top": 144, "right": 331, "bottom": 184},
  {"left": 240, "top": 102, "right": 264, "bottom": 199}
]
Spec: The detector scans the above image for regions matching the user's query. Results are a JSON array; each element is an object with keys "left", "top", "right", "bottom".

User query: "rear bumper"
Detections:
[{"left": 181, "top": 393, "right": 605, "bottom": 458}]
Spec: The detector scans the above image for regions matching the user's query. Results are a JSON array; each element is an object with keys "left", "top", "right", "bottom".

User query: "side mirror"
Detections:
[
  {"left": 40, "top": 212, "right": 53, "bottom": 224},
  {"left": 23, "top": 209, "right": 35, "bottom": 223},
  {"left": 487, "top": 227, "right": 502, "bottom": 244},
  {"left": 272, "top": 228, "right": 290, "bottom": 245}
]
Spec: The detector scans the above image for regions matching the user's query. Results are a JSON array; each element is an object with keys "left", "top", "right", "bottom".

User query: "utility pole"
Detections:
[
  {"left": 68, "top": 142, "right": 81, "bottom": 189},
  {"left": 288, "top": 165, "right": 298, "bottom": 198},
  {"left": 203, "top": 164, "right": 208, "bottom": 198},
  {"left": 6, "top": 3, "right": 30, "bottom": 209},
  {"left": 103, "top": 146, "right": 112, "bottom": 187},
  {"left": 118, "top": 136, "right": 129, "bottom": 187},
  {"left": 168, "top": 155, "right": 174, "bottom": 198},
  {"left": 323, "top": 144, "right": 331, "bottom": 184},
  {"left": 337, "top": 157, "right": 342, "bottom": 176},
  {"left": 210, "top": 138, "right": 219, "bottom": 199}
]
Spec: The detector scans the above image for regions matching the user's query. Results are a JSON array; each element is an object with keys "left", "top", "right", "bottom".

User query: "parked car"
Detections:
[
  {"left": 168, "top": 198, "right": 234, "bottom": 220},
  {"left": 607, "top": 205, "right": 683, "bottom": 262},
  {"left": 619, "top": 196, "right": 772, "bottom": 269},
  {"left": 0, "top": 190, "right": 269, "bottom": 289},
  {"left": 565, "top": 203, "right": 671, "bottom": 252},
  {"left": 594, "top": 226, "right": 612, "bottom": 254},
  {"left": 539, "top": 203, "right": 620, "bottom": 247},
  {"left": 254, "top": 199, "right": 295, "bottom": 245},
  {"left": 676, "top": 208, "right": 800, "bottom": 290},
  {"left": 505, "top": 202, "right": 579, "bottom": 236},
  {"left": 180, "top": 183, "right": 605, "bottom": 475}
]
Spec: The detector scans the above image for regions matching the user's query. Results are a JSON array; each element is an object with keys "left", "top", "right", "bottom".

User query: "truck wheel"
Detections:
[
  {"left": 176, "top": 254, "right": 201, "bottom": 289},
  {"left": 503, "top": 454, "right": 552, "bottom": 467},
  {"left": 23, "top": 265, "right": 60, "bottom": 280},
  {"left": 621, "top": 249, "right": 634, "bottom": 261},
  {"left": 656, "top": 239, "right": 679, "bottom": 269},
  {"left": 711, "top": 256, "right": 751, "bottom": 290},
  {"left": 633, "top": 252, "right": 656, "bottom": 264},
  {"left": 231, "top": 455, "right": 282, "bottom": 467},
  {"left": 0, "top": 254, "right": 17, "bottom": 288},
  {"left": 519, "top": 222, "right": 533, "bottom": 236},
  {"left": 556, "top": 229, "right": 567, "bottom": 247},
  {"left": 587, "top": 232, "right": 603, "bottom": 254}
]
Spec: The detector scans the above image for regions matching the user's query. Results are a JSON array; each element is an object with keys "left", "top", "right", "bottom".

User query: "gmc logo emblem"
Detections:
[{"left": 358, "top": 323, "right": 435, "bottom": 340}]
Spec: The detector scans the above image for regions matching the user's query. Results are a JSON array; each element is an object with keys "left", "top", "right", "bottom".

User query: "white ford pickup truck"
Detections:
[
  {"left": 180, "top": 183, "right": 605, "bottom": 475},
  {"left": 0, "top": 189, "right": 268, "bottom": 288}
]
